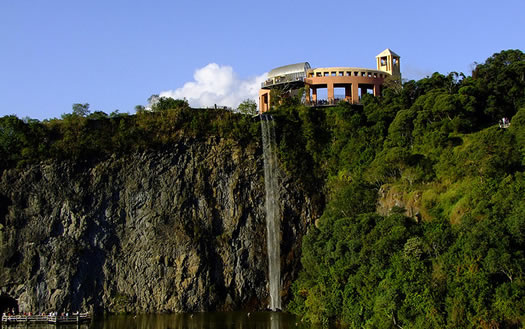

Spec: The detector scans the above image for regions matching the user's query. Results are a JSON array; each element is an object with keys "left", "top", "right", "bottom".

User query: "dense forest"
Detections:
[
  {"left": 1, "top": 49, "right": 524, "bottom": 328},
  {"left": 275, "top": 49, "right": 525, "bottom": 328}
]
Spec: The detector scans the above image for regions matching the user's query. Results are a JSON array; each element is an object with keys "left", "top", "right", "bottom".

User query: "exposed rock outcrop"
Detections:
[
  {"left": 377, "top": 184, "right": 422, "bottom": 221},
  {"left": 0, "top": 136, "right": 319, "bottom": 313}
]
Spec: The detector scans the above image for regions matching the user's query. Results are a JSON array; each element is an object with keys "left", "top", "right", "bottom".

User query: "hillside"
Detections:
[{"left": 273, "top": 49, "right": 525, "bottom": 328}]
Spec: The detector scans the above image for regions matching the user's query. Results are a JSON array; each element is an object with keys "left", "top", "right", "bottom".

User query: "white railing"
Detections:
[
  {"left": 2, "top": 313, "right": 91, "bottom": 323},
  {"left": 261, "top": 76, "right": 305, "bottom": 88}
]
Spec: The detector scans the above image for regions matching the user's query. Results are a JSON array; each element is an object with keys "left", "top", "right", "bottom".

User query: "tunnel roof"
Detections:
[{"left": 268, "top": 62, "right": 311, "bottom": 78}]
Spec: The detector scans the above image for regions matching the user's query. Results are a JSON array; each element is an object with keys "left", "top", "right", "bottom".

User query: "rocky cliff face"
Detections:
[{"left": 0, "top": 136, "right": 319, "bottom": 314}]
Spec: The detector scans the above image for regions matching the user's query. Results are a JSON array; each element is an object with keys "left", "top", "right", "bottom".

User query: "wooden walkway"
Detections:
[{"left": 1, "top": 313, "right": 91, "bottom": 324}]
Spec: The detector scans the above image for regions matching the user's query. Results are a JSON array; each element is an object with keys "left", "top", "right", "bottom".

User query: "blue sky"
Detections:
[{"left": 0, "top": 0, "right": 523, "bottom": 120}]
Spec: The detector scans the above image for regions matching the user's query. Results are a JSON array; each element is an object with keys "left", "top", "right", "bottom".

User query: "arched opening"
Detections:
[
  {"left": 358, "top": 83, "right": 374, "bottom": 100},
  {"left": 333, "top": 87, "right": 346, "bottom": 103},
  {"left": 310, "top": 85, "right": 327, "bottom": 105},
  {"left": 0, "top": 294, "right": 18, "bottom": 314},
  {"left": 334, "top": 83, "right": 353, "bottom": 103}
]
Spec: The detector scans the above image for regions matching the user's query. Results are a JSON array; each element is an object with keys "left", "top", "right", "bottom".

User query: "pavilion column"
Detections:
[
  {"left": 327, "top": 83, "right": 334, "bottom": 104},
  {"left": 258, "top": 92, "right": 266, "bottom": 113},
  {"left": 374, "top": 83, "right": 381, "bottom": 96},
  {"left": 345, "top": 85, "right": 352, "bottom": 102},
  {"left": 312, "top": 87, "right": 317, "bottom": 103},
  {"left": 352, "top": 84, "right": 359, "bottom": 104}
]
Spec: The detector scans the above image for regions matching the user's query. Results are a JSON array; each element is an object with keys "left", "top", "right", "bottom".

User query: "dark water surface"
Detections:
[{"left": 2, "top": 312, "right": 315, "bottom": 329}]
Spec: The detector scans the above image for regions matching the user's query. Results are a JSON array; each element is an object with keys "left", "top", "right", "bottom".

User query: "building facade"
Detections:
[{"left": 259, "top": 49, "right": 400, "bottom": 113}]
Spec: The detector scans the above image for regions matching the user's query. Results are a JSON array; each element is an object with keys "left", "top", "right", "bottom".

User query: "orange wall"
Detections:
[{"left": 305, "top": 75, "right": 384, "bottom": 103}]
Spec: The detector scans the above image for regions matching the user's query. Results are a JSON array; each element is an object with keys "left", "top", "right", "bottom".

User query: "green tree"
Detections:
[
  {"left": 0, "top": 115, "right": 26, "bottom": 168},
  {"left": 473, "top": 50, "right": 525, "bottom": 117},
  {"left": 134, "top": 105, "right": 145, "bottom": 113},
  {"left": 151, "top": 97, "right": 189, "bottom": 112},
  {"left": 72, "top": 103, "right": 90, "bottom": 117},
  {"left": 88, "top": 111, "right": 108, "bottom": 120},
  {"left": 237, "top": 99, "right": 257, "bottom": 115}
]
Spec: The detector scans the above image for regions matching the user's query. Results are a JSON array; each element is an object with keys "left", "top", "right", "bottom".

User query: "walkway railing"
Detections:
[
  {"left": 2, "top": 313, "right": 91, "bottom": 324},
  {"left": 306, "top": 98, "right": 360, "bottom": 106},
  {"left": 261, "top": 76, "right": 305, "bottom": 88}
]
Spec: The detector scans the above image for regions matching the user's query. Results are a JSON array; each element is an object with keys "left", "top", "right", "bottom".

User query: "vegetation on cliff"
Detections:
[
  {"left": 273, "top": 49, "right": 525, "bottom": 328},
  {"left": 0, "top": 99, "right": 259, "bottom": 171}
]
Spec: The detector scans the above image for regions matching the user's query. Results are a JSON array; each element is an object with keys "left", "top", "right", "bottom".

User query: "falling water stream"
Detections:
[{"left": 260, "top": 114, "right": 281, "bottom": 311}]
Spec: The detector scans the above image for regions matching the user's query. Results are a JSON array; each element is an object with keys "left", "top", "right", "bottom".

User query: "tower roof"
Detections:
[{"left": 376, "top": 48, "right": 400, "bottom": 58}]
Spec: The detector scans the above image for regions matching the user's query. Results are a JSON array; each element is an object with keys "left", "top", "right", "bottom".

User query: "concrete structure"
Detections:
[
  {"left": 259, "top": 62, "right": 311, "bottom": 113},
  {"left": 259, "top": 49, "right": 400, "bottom": 113}
]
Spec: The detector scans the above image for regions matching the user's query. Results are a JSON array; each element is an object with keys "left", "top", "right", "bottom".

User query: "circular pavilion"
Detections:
[{"left": 259, "top": 49, "right": 400, "bottom": 113}]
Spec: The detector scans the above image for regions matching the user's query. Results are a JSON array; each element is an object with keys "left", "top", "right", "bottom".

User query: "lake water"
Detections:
[{"left": 1, "top": 312, "right": 315, "bottom": 329}]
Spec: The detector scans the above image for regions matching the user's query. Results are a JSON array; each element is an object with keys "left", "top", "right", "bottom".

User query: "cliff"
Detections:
[{"left": 0, "top": 135, "right": 318, "bottom": 314}]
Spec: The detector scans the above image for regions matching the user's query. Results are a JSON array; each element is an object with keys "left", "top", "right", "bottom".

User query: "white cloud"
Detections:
[{"left": 159, "top": 63, "right": 267, "bottom": 109}]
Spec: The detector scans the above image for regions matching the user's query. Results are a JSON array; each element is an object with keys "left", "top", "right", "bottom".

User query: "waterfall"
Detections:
[{"left": 260, "top": 114, "right": 281, "bottom": 311}]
